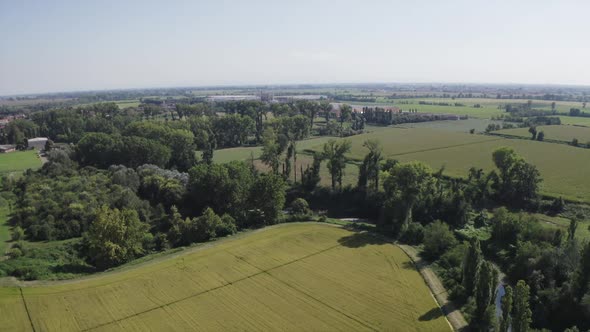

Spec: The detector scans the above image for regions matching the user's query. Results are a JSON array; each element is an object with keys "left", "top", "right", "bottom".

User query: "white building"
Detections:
[{"left": 27, "top": 137, "right": 48, "bottom": 150}]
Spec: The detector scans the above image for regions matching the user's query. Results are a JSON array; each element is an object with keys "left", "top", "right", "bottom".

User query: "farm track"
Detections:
[{"left": 398, "top": 244, "right": 469, "bottom": 331}]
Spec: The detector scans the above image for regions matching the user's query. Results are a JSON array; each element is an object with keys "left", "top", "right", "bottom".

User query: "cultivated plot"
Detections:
[{"left": 0, "top": 224, "right": 449, "bottom": 331}]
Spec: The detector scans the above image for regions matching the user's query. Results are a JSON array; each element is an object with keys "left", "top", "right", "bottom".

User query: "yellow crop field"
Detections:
[{"left": 0, "top": 223, "right": 449, "bottom": 331}]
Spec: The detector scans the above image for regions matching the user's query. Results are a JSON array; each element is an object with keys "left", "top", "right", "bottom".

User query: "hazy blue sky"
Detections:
[{"left": 1, "top": 0, "right": 589, "bottom": 95}]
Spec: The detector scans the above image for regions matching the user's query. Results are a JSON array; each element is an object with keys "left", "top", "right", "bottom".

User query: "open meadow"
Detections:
[
  {"left": 0, "top": 151, "right": 42, "bottom": 175},
  {"left": 0, "top": 223, "right": 449, "bottom": 331}
]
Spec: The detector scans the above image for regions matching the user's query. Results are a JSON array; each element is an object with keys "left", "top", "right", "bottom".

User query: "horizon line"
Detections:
[{"left": 2, "top": 81, "right": 590, "bottom": 98}]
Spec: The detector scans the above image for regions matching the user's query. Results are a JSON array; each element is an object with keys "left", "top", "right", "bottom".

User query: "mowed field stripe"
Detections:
[{"left": 81, "top": 241, "right": 348, "bottom": 331}]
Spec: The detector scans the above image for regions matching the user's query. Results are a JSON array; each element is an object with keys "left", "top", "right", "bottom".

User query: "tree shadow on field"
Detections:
[
  {"left": 337, "top": 232, "right": 389, "bottom": 248},
  {"left": 401, "top": 261, "right": 417, "bottom": 270},
  {"left": 51, "top": 263, "right": 96, "bottom": 275},
  {"left": 419, "top": 307, "right": 443, "bottom": 321}
]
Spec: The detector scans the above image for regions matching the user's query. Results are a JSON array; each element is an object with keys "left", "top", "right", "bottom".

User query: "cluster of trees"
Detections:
[
  {"left": 527, "top": 126, "right": 545, "bottom": 141},
  {"left": 4, "top": 149, "right": 287, "bottom": 273},
  {"left": 362, "top": 106, "right": 465, "bottom": 126},
  {"left": 569, "top": 108, "right": 589, "bottom": 117},
  {"left": 77, "top": 121, "right": 197, "bottom": 171}
]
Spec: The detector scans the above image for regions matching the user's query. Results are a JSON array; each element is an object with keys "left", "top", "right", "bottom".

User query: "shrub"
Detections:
[
  {"left": 290, "top": 198, "right": 311, "bottom": 215},
  {"left": 423, "top": 220, "right": 457, "bottom": 259},
  {"left": 217, "top": 214, "right": 237, "bottom": 237},
  {"left": 7, "top": 247, "right": 22, "bottom": 259},
  {"left": 11, "top": 226, "right": 25, "bottom": 241},
  {"left": 289, "top": 198, "right": 312, "bottom": 222},
  {"left": 400, "top": 222, "right": 425, "bottom": 245}
]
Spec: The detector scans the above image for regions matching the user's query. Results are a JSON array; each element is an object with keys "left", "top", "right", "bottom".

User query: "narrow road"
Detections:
[{"left": 398, "top": 244, "right": 469, "bottom": 332}]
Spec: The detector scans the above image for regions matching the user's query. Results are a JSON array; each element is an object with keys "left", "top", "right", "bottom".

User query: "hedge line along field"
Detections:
[
  {"left": 497, "top": 125, "right": 590, "bottom": 143},
  {"left": 0, "top": 223, "right": 449, "bottom": 331},
  {"left": 0, "top": 150, "right": 42, "bottom": 175}
]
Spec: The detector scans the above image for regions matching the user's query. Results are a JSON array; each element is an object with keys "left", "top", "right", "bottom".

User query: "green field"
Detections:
[
  {"left": 213, "top": 136, "right": 337, "bottom": 164},
  {"left": 0, "top": 223, "right": 449, "bottom": 331},
  {"left": 305, "top": 128, "right": 590, "bottom": 202},
  {"left": 558, "top": 116, "right": 590, "bottom": 127},
  {"left": 0, "top": 151, "right": 42, "bottom": 175},
  {"left": 497, "top": 125, "right": 590, "bottom": 144},
  {"left": 214, "top": 126, "right": 590, "bottom": 201},
  {"left": 391, "top": 137, "right": 590, "bottom": 202},
  {"left": 395, "top": 119, "right": 504, "bottom": 133},
  {"left": 310, "top": 128, "right": 500, "bottom": 161}
]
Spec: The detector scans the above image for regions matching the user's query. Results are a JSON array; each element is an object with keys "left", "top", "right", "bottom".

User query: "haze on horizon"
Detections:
[{"left": 1, "top": 0, "right": 589, "bottom": 96}]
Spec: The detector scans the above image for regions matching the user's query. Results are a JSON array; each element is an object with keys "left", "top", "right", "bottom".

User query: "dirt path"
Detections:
[{"left": 398, "top": 244, "right": 469, "bottom": 332}]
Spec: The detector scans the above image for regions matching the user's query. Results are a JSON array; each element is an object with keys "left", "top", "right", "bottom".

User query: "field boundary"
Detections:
[{"left": 398, "top": 244, "right": 468, "bottom": 332}]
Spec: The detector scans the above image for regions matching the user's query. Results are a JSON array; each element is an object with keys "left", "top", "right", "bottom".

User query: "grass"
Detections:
[
  {"left": 214, "top": 126, "right": 590, "bottom": 202},
  {"left": 309, "top": 127, "right": 500, "bottom": 162},
  {"left": 212, "top": 136, "right": 336, "bottom": 164},
  {"left": 0, "top": 223, "right": 449, "bottom": 331},
  {"left": 0, "top": 151, "right": 42, "bottom": 175},
  {"left": 497, "top": 125, "right": 590, "bottom": 144},
  {"left": 392, "top": 137, "right": 590, "bottom": 202},
  {"left": 557, "top": 116, "right": 590, "bottom": 127},
  {"left": 394, "top": 118, "right": 504, "bottom": 133},
  {"left": 304, "top": 127, "right": 590, "bottom": 202}
]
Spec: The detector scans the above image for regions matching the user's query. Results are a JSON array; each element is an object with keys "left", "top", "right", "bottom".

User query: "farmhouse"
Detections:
[
  {"left": 27, "top": 137, "right": 48, "bottom": 150},
  {"left": 0, "top": 144, "right": 16, "bottom": 153}
]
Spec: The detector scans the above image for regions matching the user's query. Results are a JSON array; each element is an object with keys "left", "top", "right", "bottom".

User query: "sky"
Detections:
[{"left": 1, "top": 0, "right": 589, "bottom": 95}]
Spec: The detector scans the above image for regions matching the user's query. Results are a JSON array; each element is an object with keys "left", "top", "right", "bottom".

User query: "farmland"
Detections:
[
  {"left": 302, "top": 127, "right": 590, "bottom": 202},
  {"left": 497, "top": 125, "right": 590, "bottom": 144},
  {"left": 0, "top": 223, "right": 449, "bottom": 331},
  {"left": 394, "top": 118, "right": 503, "bottom": 133},
  {"left": 0, "top": 151, "right": 42, "bottom": 175},
  {"left": 391, "top": 137, "right": 590, "bottom": 202},
  {"left": 213, "top": 125, "right": 590, "bottom": 201},
  {"left": 558, "top": 116, "right": 590, "bottom": 127}
]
